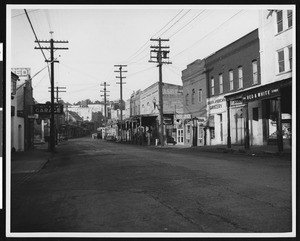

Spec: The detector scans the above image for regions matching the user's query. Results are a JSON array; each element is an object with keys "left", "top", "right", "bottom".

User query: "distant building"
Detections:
[{"left": 181, "top": 59, "right": 207, "bottom": 146}]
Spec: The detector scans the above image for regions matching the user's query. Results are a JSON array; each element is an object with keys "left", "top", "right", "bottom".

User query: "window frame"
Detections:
[
  {"left": 185, "top": 93, "right": 189, "bottom": 106},
  {"left": 252, "top": 60, "right": 258, "bottom": 85},
  {"left": 277, "top": 10, "right": 283, "bottom": 33},
  {"left": 211, "top": 77, "right": 215, "bottom": 96},
  {"left": 238, "top": 66, "right": 243, "bottom": 89},
  {"left": 191, "top": 89, "right": 195, "bottom": 105},
  {"left": 277, "top": 49, "right": 285, "bottom": 73},
  {"left": 288, "top": 46, "right": 292, "bottom": 70},
  {"left": 229, "top": 70, "right": 234, "bottom": 91},
  {"left": 219, "top": 73, "right": 223, "bottom": 94},
  {"left": 198, "top": 89, "right": 202, "bottom": 103},
  {"left": 287, "top": 10, "right": 292, "bottom": 28}
]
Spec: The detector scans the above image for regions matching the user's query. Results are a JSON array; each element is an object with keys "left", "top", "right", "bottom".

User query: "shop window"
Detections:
[
  {"left": 219, "top": 74, "right": 223, "bottom": 94},
  {"left": 252, "top": 60, "right": 258, "bottom": 85},
  {"left": 198, "top": 89, "right": 202, "bottom": 102},
  {"left": 277, "top": 10, "right": 283, "bottom": 33},
  {"left": 288, "top": 46, "right": 292, "bottom": 70},
  {"left": 287, "top": 10, "right": 292, "bottom": 28},
  {"left": 229, "top": 70, "right": 234, "bottom": 91},
  {"left": 278, "top": 49, "right": 285, "bottom": 73},
  {"left": 238, "top": 66, "right": 243, "bottom": 89},
  {"left": 211, "top": 77, "right": 215, "bottom": 96},
  {"left": 253, "top": 107, "right": 259, "bottom": 121},
  {"left": 191, "top": 89, "right": 195, "bottom": 105}
]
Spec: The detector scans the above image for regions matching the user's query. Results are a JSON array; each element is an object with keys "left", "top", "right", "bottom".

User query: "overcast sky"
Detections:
[{"left": 8, "top": 5, "right": 262, "bottom": 104}]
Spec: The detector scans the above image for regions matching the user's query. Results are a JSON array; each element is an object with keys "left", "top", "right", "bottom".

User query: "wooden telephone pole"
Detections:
[
  {"left": 100, "top": 82, "right": 110, "bottom": 125},
  {"left": 149, "top": 38, "right": 171, "bottom": 147},
  {"left": 35, "top": 32, "right": 68, "bottom": 152},
  {"left": 114, "top": 65, "right": 127, "bottom": 141}
]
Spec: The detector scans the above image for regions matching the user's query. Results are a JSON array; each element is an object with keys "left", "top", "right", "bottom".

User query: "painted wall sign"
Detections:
[{"left": 11, "top": 68, "right": 31, "bottom": 77}]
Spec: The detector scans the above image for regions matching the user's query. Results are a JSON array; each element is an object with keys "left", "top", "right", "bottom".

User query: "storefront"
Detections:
[
  {"left": 225, "top": 78, "right": 292, "bottom": 151},
  {"left": 206, "top": 95, "right": 227, "bottom": 146}
]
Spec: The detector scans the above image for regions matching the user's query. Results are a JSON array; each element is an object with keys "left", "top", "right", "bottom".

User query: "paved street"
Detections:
[{"left": 11, "top": 137, "right": 292, "bottom": 234}]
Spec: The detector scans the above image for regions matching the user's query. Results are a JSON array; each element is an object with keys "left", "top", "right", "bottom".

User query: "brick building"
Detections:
[{"left": 206, "top": 29, "right": 260, "bottom": 146}]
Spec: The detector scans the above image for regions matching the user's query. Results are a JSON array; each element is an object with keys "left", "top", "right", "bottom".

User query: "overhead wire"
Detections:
[
  {"left": 12, "top": 9, "right": 40, "bottom": 18},
  {"left": 24, "top": 9, "right": 51, "bottom": 83},
  {"left": 168, "top": 10, "right": 206, "bottom": 39},
  {"left": 158, "top": 9, "right": 191, "bottom": 37},
  {"left": 173, "top": 10, "right": 244, "bottom": 58}
]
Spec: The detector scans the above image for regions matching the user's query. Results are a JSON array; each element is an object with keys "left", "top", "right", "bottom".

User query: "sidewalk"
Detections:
[
  {"left": 11, "top": 143, "right": 53, "bottom": 174},
  {"left": 154, "top": 143, "right": 292, "bottom": 157}
]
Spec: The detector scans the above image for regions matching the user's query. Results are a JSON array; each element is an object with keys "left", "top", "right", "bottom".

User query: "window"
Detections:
[
  {"left": 278, "top": 49, "right": 285, "bottom": 73},
  {"left": 253, "top": 107, "right": 259, "bottom": 121},
  {"left": 191, "top": 89, "right": 195, "bottom": 105},
  {"left": 211, "top": 77, "right": 215, "bottom": 96},
  {"left": 277, "top": 10, "right": 283, "bottom": 33},
  {"left": 287, "top": 10, "right": 292, "bottom": 28},
  {"left": 229, "top": 70, "right": 233, "bottom": 91},
  {"left": 288, "top": 46, "right": 292, "bottom": 70},
  {"left": 185, "top": 93, "right": 189, "bottom": 106},
  {"left": 238, "top": 66, "right": 243, "bottom": 89},
  {"left": 198, "top": 89, "right": 203, "bottom": 102},
  {"left": 252, "top": 60, "right": 258, "bottom": 84},
  {"left": 219, "top": 74, "right": 223, "bottom": 94}
]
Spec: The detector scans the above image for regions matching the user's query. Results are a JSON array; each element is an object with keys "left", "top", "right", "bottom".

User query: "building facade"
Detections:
[
  {"left": 206, "top": 29, "right": 261, "bottom": 146},
  {"left": 181, "top": 59, "right": 207, "bottom": 146}
]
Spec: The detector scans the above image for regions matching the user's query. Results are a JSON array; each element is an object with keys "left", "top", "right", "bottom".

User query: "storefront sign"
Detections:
[
  {"left": 33, "top": 104, "right": 63, "bottom": 114},
  {"left": 11, "top": 68, "right": 31, "bottom": 77},
  {"left": 230, "top": 99, "right": 243, "bottom": 107},
  {"left": 242, "top": 87, "right": 280, "bottom": 102},
  {"left": 208, "top": 98, "right": 225, "bottom": 110}
]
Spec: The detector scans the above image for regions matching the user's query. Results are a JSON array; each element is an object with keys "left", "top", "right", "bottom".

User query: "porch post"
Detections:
[
  {"left": 226, "top": 99, "right": 231, "bottom": 149},
  {"left": 244, "top": 102, "right": 250, "bottom": 149},
  {"left": 277, "top": 96, "right": 283, "bottom": 152}
]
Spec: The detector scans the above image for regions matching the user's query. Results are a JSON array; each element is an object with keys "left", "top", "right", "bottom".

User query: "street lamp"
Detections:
[{"left": 192, "top": 117, "right": 198, "bottom": 146}]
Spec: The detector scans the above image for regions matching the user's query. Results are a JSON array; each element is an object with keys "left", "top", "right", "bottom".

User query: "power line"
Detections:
[
  {"left": 159, "top": 9, "right": 191, "bottom": 37},
  {"left": 24, "top": 9, "right": 51, "bottom": 83},
  {"left": 173, "top": 10, "right": 244, "bottom": 58},
  {"left": 12, "top": 9, "right": 40, "bottom": 18},
  {"left": 169, "top": 10, "right": 206, "bottom": 39},
  {"left": 151, "top": 9, "right": 184, "bottom": 38}
]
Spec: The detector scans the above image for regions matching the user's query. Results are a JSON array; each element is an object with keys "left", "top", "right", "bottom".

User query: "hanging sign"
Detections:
[{"left": 33, "top": 104, "right": 63, "bottom": 114}]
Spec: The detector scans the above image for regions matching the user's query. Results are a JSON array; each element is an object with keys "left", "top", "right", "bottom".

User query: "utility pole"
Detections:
[
  {"left": 48, "top": 86, "right": 66, "bottom": 144},
  {"left": 149, "top": 38, "right": 171, "bottom": 147},
  {"left": 100, "top": 82, "right": 110, "bottom": 126},
  {"left": 35, "top": 32, "right": 68, "bottom": 152},
  {"left": 114, "top": 65, "right": 127, "bottom": 141}
]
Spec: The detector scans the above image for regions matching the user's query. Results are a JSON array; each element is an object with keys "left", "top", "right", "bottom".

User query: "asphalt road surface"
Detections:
[{"left": 11, "top": 137, "right": 292, "bottom": 234}]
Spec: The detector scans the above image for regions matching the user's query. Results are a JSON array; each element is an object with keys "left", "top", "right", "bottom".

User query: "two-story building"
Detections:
[
  {"left": 181, "top": 59, "right": 207, "bottom": 146},
  {"left": 225, "top": 9, "right": 293, "bottom": 151},
  {"left": 206, "top": 29, "right": 260, "bottom": 147}
]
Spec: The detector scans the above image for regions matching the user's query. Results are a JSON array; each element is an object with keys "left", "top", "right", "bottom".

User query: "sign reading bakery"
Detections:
[
  {"left": 11, "top": 68, "right": 31, "bottom": 77},
  {"left": 208, "top": 96, "right": 226, "bottom": 114}
]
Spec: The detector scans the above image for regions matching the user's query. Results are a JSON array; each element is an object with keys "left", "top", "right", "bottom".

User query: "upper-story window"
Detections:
[
  {"left": 198, "top": 89, "right": 203, "bottom": 102},
  {"left": 252, "top": 60, "right": 258, "bottom": 85},
  {"left": 288, "top": 46, "right": 292, "bottom": 70},
  {"left": 211, "top": 77, "right": 215, "bottom": 96},
  {"left": 219, "top": 74, "right": 223, "bottom": 94},
  {"left": 287, "top": 10, "right": 292, "bottom": 28},
  {"left": 185, "top": 93, "right": 189, "bottom": 106},
  {"left": 229, "top": 70, "right": 234, "bottom": 91},
  {"left": 191, "top": 89, "right": 195, "bottom": 105},
  {"left": 277, "top": 10, "right": 283, "bottom": 33},
  {"left": 278, "top": 49, "right": 285, "bottom": 73},
  {"left": 238, "top": 66, "right": 243, "bottom": 89}
]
